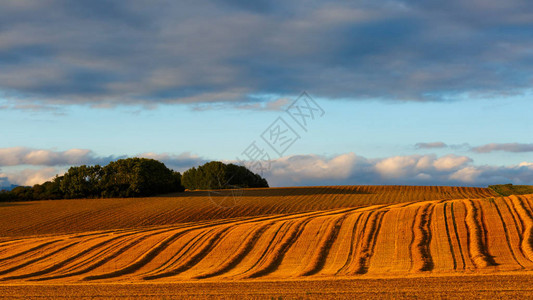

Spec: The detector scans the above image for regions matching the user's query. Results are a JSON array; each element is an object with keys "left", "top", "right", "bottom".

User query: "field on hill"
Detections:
[
  {"left": 1, "top": 185, "right": 533, "bottom": 298},
  {"left": 0, "top": 185, "right": 495, "bottom": 237}
]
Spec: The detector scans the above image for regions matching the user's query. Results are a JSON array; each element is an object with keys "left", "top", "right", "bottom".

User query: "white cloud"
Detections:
[
  {"left": 519, "top": 162, "right": 533, "bottom": 167},
  {"left": 449, "top": 167, "right": 482, "bottom": 183},
  {"left": 0, "top": 147, "right": 116, "bottom": 166},
  {"left": 1, "top": 148, "right": 532, "bottom": 187},
  {"left": 373, "top": 154, "right": 472, "bottom": 178},
  {"left": 0, "top": 148, "right": 208, "bottom": 186},
  {"left": 0, "top": 167, "right": 62, "bottom": 186},
  {"left": 267, "top": 153, "right": 360, "bottom": 184},
  {"left": 262, "top": 153, "right": 533, "bottom": 187},
  {"left": 375, "top": 155, "right": 422, "bottom": 178},
  {"left": 433, "top": 155, "right": 472, "bottom": 171},
  {"left": 415, "top": 155, "right": 434, "bottom": 170}
]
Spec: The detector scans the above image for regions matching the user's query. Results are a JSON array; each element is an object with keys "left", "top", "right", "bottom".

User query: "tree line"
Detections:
[{"left": 0, "top": 159, "right": 268, "bottom": 201}]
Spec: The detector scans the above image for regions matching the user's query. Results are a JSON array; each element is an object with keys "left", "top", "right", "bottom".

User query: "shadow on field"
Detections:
[
  {"left": 163, "top": 186, "right": 373, "bottom": 197},
  {"left": 0, "top": 202, "right": 34, "bottom": 207}
]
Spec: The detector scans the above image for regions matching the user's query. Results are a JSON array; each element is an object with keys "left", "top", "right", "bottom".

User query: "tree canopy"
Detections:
[
  {"left": 1, "top": 158, "right": 184, "bottom": 201},
  {"left": 99, "top": 158, "right": 182, "bottom": 197},
  {"left": 182, "top": 161, "right": 268, "bottom": 190},
  {"left": 0, "top": 159, "right": 268, "bottom": 201}
]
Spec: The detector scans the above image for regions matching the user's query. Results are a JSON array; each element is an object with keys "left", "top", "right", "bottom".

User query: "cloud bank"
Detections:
[
  {"left": 1, "top": 0, "right": 532, "bottom": 108},
  {"left": 264, "top": 153, "right": 533, "bottom": 187},
  {"left": 0, "top": 147, "right": 119, "bottom": 167},
  {"left": 0, "top": 147, "right": 206, "bottom": 186},
  {"left": 1, "top": 147, "right": 531, "bottom": 188}
]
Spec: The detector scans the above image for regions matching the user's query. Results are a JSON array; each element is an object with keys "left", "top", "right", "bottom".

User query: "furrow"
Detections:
[
  {"left": 194, "top": 222, "right": 273, "bottom": 279},
  {"left": 0, "top": 240, "right": 61, "bottom": 264},
  {"left": 0, "top": 241, "right": 80, "bottom": 278},
  {"left": 411, "top": 203, "right": 434, "bottom": 272},
  {"left": 450, "top": 202, "right": 467, "bottom": 269},
  {"left": 351, "top": 209, "right": 387, "bottom": 275},
  {"left": 509, "top": 195, "right": 533, "bottom": 262},
  {"left": 464, "top": 200, "right": 497, "bottom": 268},
  {"left": 490, "top": 198, "right": 525, "bottom": 269},
  {"left": 1, "top": 232, "right": 141, "bottom": 280},
  {"left": 245, "top": 217, "right": 312, "bottom": 278},
  {"left": 142, "top": 228, "right": 215, "bottom": 277},
  {"left": 32, "top": 228, "right": 179, "bottom": 281},
  {"left": 83, "top": 229, "right": 193, "bottom": 280},
  {"left": 300, "top": 213, "right": 348, "bottom": 276},
  {"left": 442, "top": 202, "right": 457, "bottom": 270},
  {"left": 143, "top": 226, "right": 234, "bottom": 280},
  {"left": 336, "top": 212, "right": 367, "bottom": 274}
]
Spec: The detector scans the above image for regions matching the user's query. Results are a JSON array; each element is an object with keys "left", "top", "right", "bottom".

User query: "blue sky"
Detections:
[
  {"left": 0, "top": 0, "right": 532, "bottom": 187},
  {"left": 2, "top": 95, "right": 532, "bottom": 165}
]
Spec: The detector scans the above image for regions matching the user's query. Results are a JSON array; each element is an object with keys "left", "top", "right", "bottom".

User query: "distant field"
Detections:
[
  {"left": 0, "top": 185, "right": 495, "bottom": 237},
  {"left": 490, "top": 184, "right": 533, "bottom": 196}
]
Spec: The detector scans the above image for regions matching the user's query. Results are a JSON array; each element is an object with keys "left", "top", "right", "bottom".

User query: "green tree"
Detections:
[
  {"left": 100, "top": 158, "right": 183, "bottom": 197},
  {"left": 10, "top": 186, "right": 33, "bottom": 201},
  {"left": 181, "top": 161, "right": 268, "bottom": 190},
  {"left": 60, "top": 165, "right": 103, "bottom": 198},
  {"left": 226, "top": 163, "right": 269, "bottom": 188},
  {"left": 172, "top": 171, "right": 184, "bottom": 192}
]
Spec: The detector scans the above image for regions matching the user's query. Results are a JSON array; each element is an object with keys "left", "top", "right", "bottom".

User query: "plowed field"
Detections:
[{"left": 1, "top": 185, "right": 531, "bottom": 299}]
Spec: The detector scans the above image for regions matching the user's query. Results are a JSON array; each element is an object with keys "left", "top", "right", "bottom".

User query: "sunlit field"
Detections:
[{"left": 1, "top": 186, "right": 533, "bottom": 298}]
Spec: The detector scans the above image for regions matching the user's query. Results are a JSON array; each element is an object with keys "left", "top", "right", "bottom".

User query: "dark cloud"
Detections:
[
  {"left": 415, "top": 142, "right": 533, "bottom": 153},
  {"left": 415, "top": 142, "right": 448, "bottom": 149},
  {"left": 0, "top": 176, "right": 10, "bottom": 188},
  {"left": 471, "top": 143, "right": 533, "bottom": 153},
  {"left": 0, "top": 0, "right": 532, "bottom": 107}
]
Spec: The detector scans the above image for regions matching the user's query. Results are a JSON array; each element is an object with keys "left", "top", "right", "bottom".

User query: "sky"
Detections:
[{"left": 0, "top": 0, "right": 532, "bottom": 188}]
